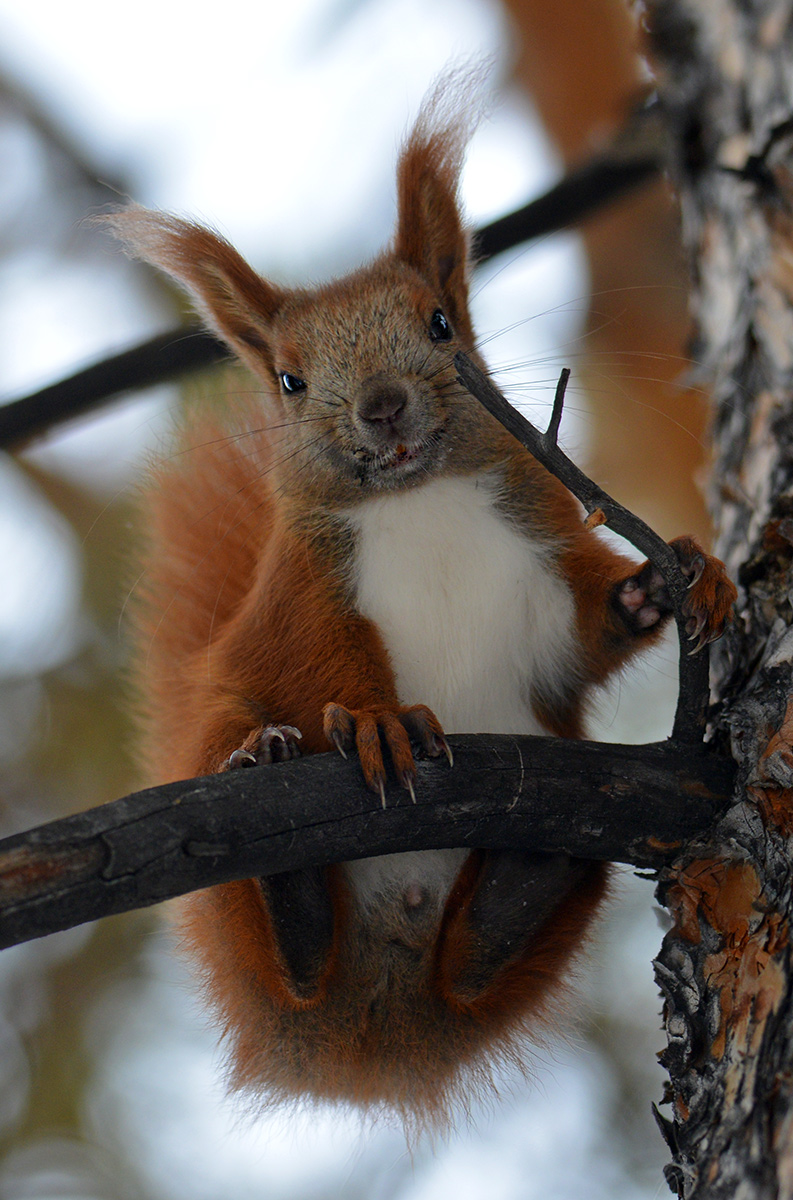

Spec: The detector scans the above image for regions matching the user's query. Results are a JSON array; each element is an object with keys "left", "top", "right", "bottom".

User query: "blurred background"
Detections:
[{"left": 0, "top": 0, "right": 710, "bottom": 1196}]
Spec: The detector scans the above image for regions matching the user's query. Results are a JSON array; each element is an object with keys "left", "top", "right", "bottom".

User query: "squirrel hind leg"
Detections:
[
  {"left": 435, "top": 850, "right": 602, "bottom": 1011},
  {"left": 258, "top": 864, "right": 345, "bottom": 1004}
]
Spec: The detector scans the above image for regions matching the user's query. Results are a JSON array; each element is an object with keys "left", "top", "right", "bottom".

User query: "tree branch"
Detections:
[
  {"left": 0, "top": 734, "right": 735, "bottom": 950},
  {"left": 0, "top": 328, "right": 227, "bottom": 450},
  {"left": 474, "top": 95, "right": 663, "bottom": 259}
]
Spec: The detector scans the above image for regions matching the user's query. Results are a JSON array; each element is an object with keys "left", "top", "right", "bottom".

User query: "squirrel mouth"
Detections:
[
  {"left": 378, "top": 442, "right": 421, "bottom": 469},
  {"left": 354, "top": 439, "right": 427, "bottom": 474},
  {"left": 351, "top": 428, "right": 444, "bottom": 485}
]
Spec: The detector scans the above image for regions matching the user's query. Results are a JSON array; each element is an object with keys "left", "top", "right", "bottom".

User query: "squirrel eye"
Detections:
[
  {"left": 279, "top": 372, "right": 307, "bottom": 394},
  {"left": 428, "top": 309, "right": 452, "bottom": 342}
]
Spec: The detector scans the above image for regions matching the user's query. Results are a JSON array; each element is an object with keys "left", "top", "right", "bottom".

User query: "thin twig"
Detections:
[{"left": 454, "top": 352, "right": 709, "bottom": 745}]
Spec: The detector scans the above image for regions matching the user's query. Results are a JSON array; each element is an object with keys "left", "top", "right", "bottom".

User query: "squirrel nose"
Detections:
[{"left": 357, "top": 381, "right": 409, "bottom": 427}]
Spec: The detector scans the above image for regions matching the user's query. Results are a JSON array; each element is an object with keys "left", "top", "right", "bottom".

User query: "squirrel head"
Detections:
[{"left": 104, "top": 71, "right": 501, "bottom": 501}]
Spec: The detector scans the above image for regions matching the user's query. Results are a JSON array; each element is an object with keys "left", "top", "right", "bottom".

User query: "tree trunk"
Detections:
[{"left": 647, "top": 3, "right": 793, "bottom": 1196}]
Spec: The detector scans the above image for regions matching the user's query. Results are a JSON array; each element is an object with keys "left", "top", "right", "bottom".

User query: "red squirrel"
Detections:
[{"left": 107, "top": 78, "right": 736, "bottom": 1126}]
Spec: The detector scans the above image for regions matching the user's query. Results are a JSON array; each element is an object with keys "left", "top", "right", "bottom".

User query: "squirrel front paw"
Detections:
[
  {"left": 617, "top": 535, "right": 737, "bottom": 652},
  {"left": 223, "top": 724, "right": 303, "bottom": 770},
  {"left": 322, "top": 702, "right": 452, "bottom": 805}
]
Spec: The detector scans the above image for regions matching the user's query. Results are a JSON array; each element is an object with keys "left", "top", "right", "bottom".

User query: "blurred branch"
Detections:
[
  {"left": 0, "top": 99, "right": 662, "bottom": 450},
  {"left": 0, "top": 734, "right": 735, "bottom": 950},
  {"left": 0, "top": 328, "right": 226, "bottom": 448},
  {"left": 0, "top": 61, "right": 129, "bottom": 201},
  {"left": 475, "top": 95, "right": 663, "bottom": 259}
]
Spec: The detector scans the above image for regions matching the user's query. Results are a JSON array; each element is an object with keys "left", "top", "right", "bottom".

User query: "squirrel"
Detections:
[{"left": 106, "top": 75, "right": 736, "bottom": 1127}]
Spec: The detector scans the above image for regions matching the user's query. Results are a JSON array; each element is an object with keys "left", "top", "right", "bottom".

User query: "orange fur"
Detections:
[{"left": 111, "top": 74, "right": 736, "bottom": 1128}]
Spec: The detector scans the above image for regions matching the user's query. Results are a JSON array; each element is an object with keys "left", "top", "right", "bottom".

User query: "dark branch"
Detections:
[
  {"left": 474, "top": 141, "right": 660, "bottom": 260},
  {"left": 0, "top": 734, "right": 735, "bottom": 951},
  {"left": 0, "top": 66, "right": 130, "bottom": 202},
  {"left": 0, "top": 110, "right": 661, "bottom": 451},
  {"left": 0, "top": 328, "right": 228, "bottom": 450},
  {"left": 454, "top": 354, "right": 709, "bottom": 745}
]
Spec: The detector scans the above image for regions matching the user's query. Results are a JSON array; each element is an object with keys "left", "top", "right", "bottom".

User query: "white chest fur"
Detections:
[
  {"left": 342, "top": 473, "right": 578, "bottom": 913},
  {"left": 346, "top": 474, "right": 577, "bottom": 736}
]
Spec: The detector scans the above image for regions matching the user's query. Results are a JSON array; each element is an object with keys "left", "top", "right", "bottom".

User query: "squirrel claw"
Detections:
[
  {"left": 223, "top": 724, "right": 303, "bottom": 771},
  {"left": 616, "top": 536, "right": 736, "bottom": 644},
  {"left": 277, "top": 725, "right": 303, "bottom": 742},
  {"left": 432, "top": 735, "right": 454, "bottom": 768},
  {"left": 686, "top": 612, "right": 708, "bottom": 643},
  {"left": 683, "top": 554, "right": 706, "bottom": 587},
  {"left": 686, "top": 623, "right": 708, "bottom": 655},
  {"left": 675, "top": 536, "right": 736, "bottom": 648},
  {"left": 399, "top": 772, "right": 417, "bottom": 804},
  {"left": 331, "top": 730, "right": 348, "bottom": 760},
  {"left": 256, "top": 725, "right": 302, "bottom": 763},
  {"left": 322, "top": 700, "right": 449, "bottom": 796},
  {"left": 227, "top": 749, "right": 257, "bottom": 770}
]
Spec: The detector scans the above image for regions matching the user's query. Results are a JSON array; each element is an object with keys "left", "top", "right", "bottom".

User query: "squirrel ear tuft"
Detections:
[
  {"left": 394, "top": 66, "right": 487, "bottom": 335},
  {"left": 99, "top": 207, "right": 283, "bottom": 375}
]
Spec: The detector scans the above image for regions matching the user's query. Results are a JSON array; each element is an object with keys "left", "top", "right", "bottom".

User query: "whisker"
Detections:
[
  {"left": 270, "top": 440, "right": 335, "bottom": 502},
  {"left": 165, "top": 415, "right": 331, "bottom": 461}
]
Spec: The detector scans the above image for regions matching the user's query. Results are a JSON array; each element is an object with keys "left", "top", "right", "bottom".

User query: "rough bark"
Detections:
[{"left": 646, "top": 4, "right": 793, "bottom": 1196}]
